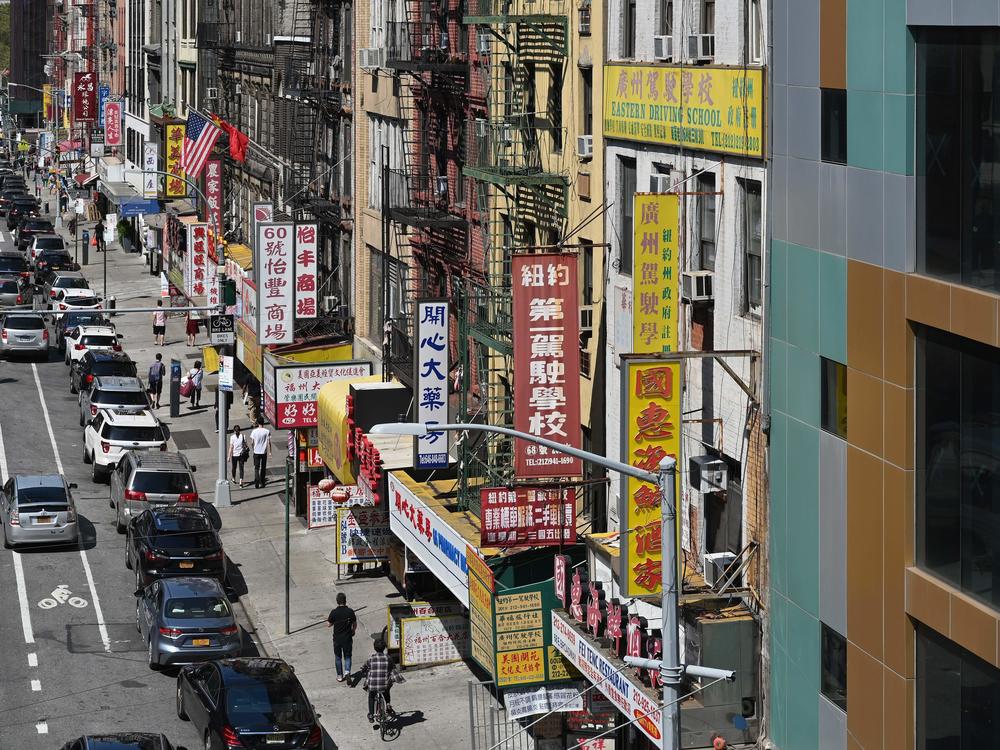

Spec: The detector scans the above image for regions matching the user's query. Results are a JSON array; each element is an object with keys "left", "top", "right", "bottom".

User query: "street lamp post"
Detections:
[{"left": 368, "top": 421, "right": 735, "bottom": 750}]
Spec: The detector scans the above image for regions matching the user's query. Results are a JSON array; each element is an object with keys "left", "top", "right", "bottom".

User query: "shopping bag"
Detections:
[{"left": 179, "top": 378, "right": 194, "bottom": 398}]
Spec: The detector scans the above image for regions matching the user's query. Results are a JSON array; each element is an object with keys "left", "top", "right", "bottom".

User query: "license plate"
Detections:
[
  {"left": 35, "top": 516, "right": 53, "bottom": 525},
  {"left": 179, "top": 562, "right": 194, "bottom": 569},
  {"left": 266, "top": 736, "right": 283, "bottom": 745},
  {"left": 192, "top": 638, "right": 210, "bottom": 647}
]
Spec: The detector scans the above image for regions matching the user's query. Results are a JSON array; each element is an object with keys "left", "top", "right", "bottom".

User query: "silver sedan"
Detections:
[{"left": 1, "top": 475, "right": 80, "bottom": 549}]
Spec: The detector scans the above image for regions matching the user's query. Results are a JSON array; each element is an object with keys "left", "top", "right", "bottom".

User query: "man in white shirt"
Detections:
[{"left": 250, "top": 420, "right": 272, "bottom": 489}]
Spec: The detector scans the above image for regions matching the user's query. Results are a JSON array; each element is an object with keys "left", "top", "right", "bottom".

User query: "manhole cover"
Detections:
[
  {"left": 67, "top": 623, "right": 142, "bottom": 653},
  {"left": 171, "top": 429, "right": 211, "bottom": 450}
]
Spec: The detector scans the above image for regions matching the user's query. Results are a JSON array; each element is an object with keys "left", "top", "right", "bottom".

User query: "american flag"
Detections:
[{"left": 181, "top": 111, "right": 221, "bottom": 179}]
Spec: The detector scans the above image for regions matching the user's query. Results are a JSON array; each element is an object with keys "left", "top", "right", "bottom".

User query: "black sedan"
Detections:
[
  {"left": 176, "top": 659, "right": 323, "bottom": 750},
  {"left": 59, "top": 734, "right": 179, "bottom": 750},
  {"left": 7, "top": 197, "right": 39, "bottom": 229},
  {"left": 126, "top": 506, "right": 226, "bottom": 589},
  {"left": 70, "top": 350, "right": 135, "bottom": 394}
]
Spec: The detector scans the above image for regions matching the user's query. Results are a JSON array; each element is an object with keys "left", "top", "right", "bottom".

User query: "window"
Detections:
[
  {"left": 371, "top": 0, "right": 385, "bottom": 48},
  {"left": 624, "top": 0, "right": 637, "bottom": 58},
  {"left": 821, "top": 88, "right": 847, "bottom": 164},
  {"left": 661, "top": 0, "right": 673, "bottom": 36},
  {"left": 917, "top": 29, "right": 1000, "bottom": 292},
  {"left": 620, "top": 157, "right": 636, "bottom": 275},
  {"left": 917, "top": 624, "right": 1000, "bottom": 748},
  {"left": 342, "top": 123, "right": 353, "bottom": 197},
  {"left": 741, "top": 180, "right": 762, "bottom": 312},
  {"left": 367, "top": 247, "right": 405, "bottom": 342},
  {"left": 820, "top": 624, "right": 847, "bottom": 712},
  {"left": 368, "top": 115, "right": 404, "bottom": 209},
  {"left": 581, "top": 68, "right": 593, "bottom": 136},
  {"left": 917, "top": 326, "right": 1000, "bottom": 606},
  {"left": 702, "top": 0, "right": 715, "bottom": 34},
  {"left": 697, "top": 172, "right": 716, "bottom": 271},
  {"left": 749, "top": 0, "right": 763, "bottom": 63},
  {"left": 549, "top": 64, "right": 563, "bottom": 152},
  {"left": 820, "top": 357, "right": 847, "bottom": 438},
  {"left": 581, "top": 239, "right": 594, "bottom": 305}
]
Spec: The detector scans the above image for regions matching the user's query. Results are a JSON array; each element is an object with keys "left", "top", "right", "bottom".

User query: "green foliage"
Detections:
[{"left": 0, "top": 5, "right": 9, "bottom": 74}]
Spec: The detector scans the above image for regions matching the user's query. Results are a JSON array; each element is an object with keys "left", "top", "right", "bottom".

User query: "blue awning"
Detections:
[{"left": 118, "top": 197, "right": 161, "bottom": 218}]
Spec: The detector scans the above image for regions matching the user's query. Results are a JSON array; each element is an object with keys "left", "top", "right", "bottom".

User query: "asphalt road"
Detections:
[{"left": 0, "top": 231, "right": 212, "bottom": 750}]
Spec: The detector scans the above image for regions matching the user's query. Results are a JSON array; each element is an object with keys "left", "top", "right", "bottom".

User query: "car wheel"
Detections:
[
  {"left": 176, "top": 681, "right": 189, "bottom": 721},
  {"left": 109, "top": 489, "right": 115, "bottom": 509},
  {"left": 64, "top": 350, "right": 70, "bottom": 366},
  {"left": 2, "top": 525, "right": 11, "bottom": 550},
  {"left": 147, "top": 637, "right": 160, "bottom": 670},
  {"left": 124, "top": 542, "right": 133, "bottom": 570},
  {"left": 135, "top": 566, "right": 143, "bottom": 592},
  {"left": 82, "top": 445, "right": 91, "bottom": 464},
  {"left": 135, "top": 599, "right": 141, "bottom": 633},
  {"left": 204, "top": 732, "right": 212, "bottom": 750},
  {"left": 92, "top": 462, "right": 106, "bottom": 483},
  {"left": 69, "top": 377, "right": 77, "bottom": 394},
  {"left": 79, "top": 410, "right": 84, "bottom": 427},
  {"left": 115, "top": 504, "right": 126, "bottom": 534}
]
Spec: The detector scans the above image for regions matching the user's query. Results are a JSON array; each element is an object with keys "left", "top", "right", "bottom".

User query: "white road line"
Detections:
[
  {"left": 35, "top": 723, "right": 48, "bottom": 735},
  {"left": 27, "top": 653, "right": 37, "bottom": 667},
  {"left": 30, "top": 364, "right": 111, "bottom": 653},
  {"left": 30, "top": 679, "right": 40, "bottom": 692},
  {"left": 1, "top": 424, "right": 36, "bottom": 646}
]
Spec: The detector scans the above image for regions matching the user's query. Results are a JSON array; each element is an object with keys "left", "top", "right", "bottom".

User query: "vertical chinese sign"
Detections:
[
  {"left": 632, "top": 194, "right": 679, "bottom": 353},
  {"left": 165, "top": 124, "right": 186, "bottom": 198},
  {"left": 43, "top": 85, "right": 52, "bottom": 122},
  {"left": 512, "top": 254, "right": 582, "bottom": 479},
  {"left": 414, "top": 300, "right": 450, "bottom": 469},
  {"left": 103, "top": 100, "right": 122, "bottom": 147},
  {"left": 294, "top": 223, "right": 318, "bottom": 318},
  {"left": 619, "top": 358, "right": 681, "bottom": 597},
  {"left": 204, "top": 159, "right": 223, "bottom": 244},
  {"left": 185, "top": 223, "right": 209, "bottom": 299},
  {"left": 73, "top": 72, "right": 97, "bottom": 123},
  {"left": 98, "top": 84, "right": 110, "bottom": 127},
  {"left": 257, "top": 222, "right": 295, "bottom": 345},
  {"left": 142, "top": 143, "right": 159, "bottom": 199}
]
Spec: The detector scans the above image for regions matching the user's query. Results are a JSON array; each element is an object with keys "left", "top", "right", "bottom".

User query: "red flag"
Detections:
[{"left": 211, "top": 114, "right": 249, "bottom": 163}]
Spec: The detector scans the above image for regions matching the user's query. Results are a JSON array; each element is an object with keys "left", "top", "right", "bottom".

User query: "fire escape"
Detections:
[
  {"left": 381, "top": 0, "right": 470, "bottom": 387},
  {"left": 275, "top": 0, "right": 319, "bottom": 202},
  {"left": 457, "top": 0, "right": 568, "bottom": 510}
]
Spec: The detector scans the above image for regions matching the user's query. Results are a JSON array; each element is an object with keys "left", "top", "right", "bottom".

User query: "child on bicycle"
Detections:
[{"left": 361, "top": 638, "right": 405, "bottom": 724}]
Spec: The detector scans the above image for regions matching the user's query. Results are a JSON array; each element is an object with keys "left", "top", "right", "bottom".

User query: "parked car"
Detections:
[
  {"left": 0, "top": 277, "right": 28, "bottom": 308},
  {"left": 80, "top": 375, "right": 149, "bottom": 427},
  {"left": 64, "top": 324, "right": 120, "bottom": 366},
  {"left": 136, "top": 577, "right": 241, "bottom": 669},
  {"left": 55, "top": 310, "right": 111, "bottom": 353},
  {"left": 58, "top": 735, "right": 179, "bottom": 750},
  {"left": 175, "top": 659, "right": 322, "bottom": 750},
  {"left": 83, "top": 408, "right": 167, "bottom": 482},
  {"left": 0, "top": 312, "right": 48, "bottom": 359},
  {"left": 70, "top": 350, "right": 135, "bottom": 394},
  {"left": 0, "top": 250, "right": 31, "bottom": 280},
  {"left": 111, "top": 451, "right": 198, "bottom": 532},
  {"left": 34, "top": 250, "right": 79, "bottom": 283},
  {"left": 0, "top": 187, "right": 26, "bottom": 215},
  {"left": 1, "top": 474, "right": 79, "bottom": 549},
  {"left": 42, "top": 270, "right": 89, "bottom": 304},
  {"left": 29, "top": 233, "right": 67, "bottom": 262},
  {"left": 51, "top": 288, "right": 102, "bottom": 317},
  {"left": 7, "top": 197, "right": 40, "bottom": 229},
  {"left": 15, "top": 216, "right": 55, "bottom": 251},
  {"left": 126, "top": 506, "right": 226, "bottom": 587}
]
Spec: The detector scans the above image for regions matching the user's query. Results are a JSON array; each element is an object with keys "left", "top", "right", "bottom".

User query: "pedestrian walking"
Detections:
[
  {"left": 185, "top": 312, "right": 199, "bottom": 346},
  {"left": 325, "top": 592, "right": 358, "bottom": 683},
  {"left": 250, "top": 419, "right": 271, "bottom": 488},
  {"left": 147, "top": 353, "right": 166, "bottom": 409},
  {"left": 187, "top": 360, "right": 204, "bottom": 408},
  {"left": 95, "top": 218, "right": 106, "bottom": 253},
  {"left": 152, "top": 300, "right": 167, "bottom": 346},
  {"left": 59, "top": 191, "right": 68, "bottom": 213},
  {"left": 228, "top": 425, "right": 249, "bottom": 487}
]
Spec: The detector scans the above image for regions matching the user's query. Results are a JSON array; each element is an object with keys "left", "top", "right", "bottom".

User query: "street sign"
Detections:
[{"left": 208, "top": 314, "right": 235, "bottom": 345}]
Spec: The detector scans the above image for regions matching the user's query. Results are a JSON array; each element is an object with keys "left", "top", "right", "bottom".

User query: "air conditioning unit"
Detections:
[
  {"left": 360, "top": 47, "right": 383, "bottom": 70},
  {"left": 650, "top": 173, "right": 671, "bottom": 193},
  {"left": 689, "top": 454, "right": 728, "bottom": 492},
  {"left": 501, "top": 123, "right": 513, "bottom": 144},
  {"left": 681, "top": 270, "right": 714, "bottom": 302},
  {"left": 206, "top": 87, "right": 219, "bottom": 100},
  {"left": 576, "top": 134, "right": 593, "bottom": 158},
  {"left": 653, "top": 34, "right": 673, "bottom": 61},
  {"left": 475, "top": 118, "right": 489, "bottom": 137},
  {"left": 265, "top": 33, "right": 272, "bottom": 45},
  {"left": 703, "top": 552, "right": 737, "bottom": 587},
  {"left": 435, "top": 176, "right": 449, "bottom": 197},
  {"left": 439, "top": 31, "right": 450, "bottom": 50},
  {"left": 234, "top": 83, "right": 242, "bottom": 95},
  {"left": 579, "top": 305, "right": 593, "bottom": 332},
  {"left": 477, "top": 32, "right": 491, "bottom": 55},
  {"left": 688, "top": 33, "right": 715, "bottom": 61},
  {"left": 323, "top": 295, "right": 340, "bottom": 313}
]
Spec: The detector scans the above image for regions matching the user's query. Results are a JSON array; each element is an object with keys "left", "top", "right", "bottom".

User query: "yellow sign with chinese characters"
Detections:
[
  {"left": 604, "top": 64, "right": 765, "bottom": 158},
  {"left": 620, "top": 359, "right": 682, "bottom": 597},
  {"left": 633, "top": 194, "right": 679, "bottom": 353},
  {"left": 43, "top": 84, "right": 52, "bottom": 121},
  {"left": 165, "top": 123, "right": 186, "bottom": 198}
]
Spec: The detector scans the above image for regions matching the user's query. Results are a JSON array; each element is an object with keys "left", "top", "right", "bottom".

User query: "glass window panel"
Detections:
[
  {"left": 820, "top": 624, "right": 847, "bottom": 712},
  {"left": 698, "top": 173, "right": 717, "bottom": 271},
  {"left": 820, "top": 88, "right": 847, "bottom": 165},
  {"left": 620, "top": 158, "right": 636, "bottom": 275},
  {"left": 820, "top": 357, "right": 847, "bottom": 438}
]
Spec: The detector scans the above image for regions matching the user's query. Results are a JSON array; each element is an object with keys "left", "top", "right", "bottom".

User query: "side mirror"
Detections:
[
  {"left": 68, "top": 482, "right": 78, "bottom": 489},
  {"left": 133, "top": 588, "right": 144, "bottom": 597},
  {"left": 190, "top": 466, "right": 197, "bottom": 472},
  {"left": 117, "top": 333, "right": 124, "bottom": 339}
]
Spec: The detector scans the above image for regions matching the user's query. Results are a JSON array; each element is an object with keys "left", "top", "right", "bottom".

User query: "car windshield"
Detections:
[
  {"left": 40, "top": 253, "right": 72, "bottom": 263},
  {"left": 132, "top": 471, "right": 194, "bottom": 493},
  {"left": 25, "top": 222, "right": 53, "bottom": 232},
  {"left": 4, "top": 316, "right": 45, "bottom": 330},
  {"left": 163, "top": 596, "right": 230, "bottom": 619},
  {"left": 56, "top": 278, "right": 88, "bottom": 289},
  {"left": 0, "top": 280, "right": 18, "bottom": 293},
  {"left": 81, "top": 335, "right": 116, "bottom": 347},
  {"left": 35, "top": 238, "right": 64, "bottom": 250},
  {"left": 92, "top": 361, "right": 137, "bottom": 377},
  {"left": 0, "top": 257, "right": 27, "bottom": 272},
  {"left": 94, "top": 391, "right": 148, "bottom": 407},
  {"left": 103, "top": 425, "right": 165, "bottom": 442},
  {"left": 225, "top": 683, "right": 311, "bottom": 724}
]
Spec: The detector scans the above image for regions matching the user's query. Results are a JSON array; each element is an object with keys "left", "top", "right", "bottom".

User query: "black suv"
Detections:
[
  {"left": 7, "top": 197, "right": 39, "bottom": 230},
  {"left": 16, "top": 217, "right": 55, "bottom": 252},
  {"left": 125, "top": 506, "right": 226, "bottom": 588},
  {"left": 34, "top": 250, "right": 78, "bottom": 284},
  {"left": 0, "top": 251, "right": 30, "bottom": 281},
  {"left": 70, "top": 350, "right": 136, "bottom": 394}
]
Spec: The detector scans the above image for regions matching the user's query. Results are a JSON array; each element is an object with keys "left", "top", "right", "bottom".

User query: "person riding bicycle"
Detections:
[{"left": 361, "top": 639, "right": 405, "bottom": 725}]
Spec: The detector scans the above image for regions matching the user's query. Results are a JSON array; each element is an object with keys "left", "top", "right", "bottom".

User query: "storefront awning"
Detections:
[
  {"left": 317, "top": 375, "right": 383, "bottom": 484},
  {"left": 118, "top": 197, "right": 161, "bottom": 218},
  {"left": 224, "top": 243, "right": 253, "bottom": 274},
  {"left": 58, "top": 140, "right": 82, "bottom": 153},
  {"left": 74, "top": 172, "right": 98, "bottom": 187}
]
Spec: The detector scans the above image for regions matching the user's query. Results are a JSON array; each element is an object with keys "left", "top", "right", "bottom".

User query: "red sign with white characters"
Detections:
[
  {"left": 205, "top": 159, "right": 223, "bottom": 261},
  {"left": 263, "top": 358, "right": 373, "bottom": 429},
  {"left": 512, "top": 254, "right": 582, "bottom": 478},
  {"left": 73, "top": 72, "right": 97, "bottom": 122},
  {"left": 257, "top": 222, "right": 294, "bottom": 344},
  {"left": 103, "top": 100, "right": 122, "bottom": 146},
  {"left": 479, "top": 487, "right": 576, "bottom": 547},
  {"left": 185, "top": 223, "right": 209, "bottom": 299},
  {"left": 295, "top": 223, "right": 318, "bottom": 318}
]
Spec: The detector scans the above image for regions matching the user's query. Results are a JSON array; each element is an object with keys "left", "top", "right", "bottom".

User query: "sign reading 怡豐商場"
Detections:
[{"left": 257, "top": 222, "right": 295, "bottom": 345}]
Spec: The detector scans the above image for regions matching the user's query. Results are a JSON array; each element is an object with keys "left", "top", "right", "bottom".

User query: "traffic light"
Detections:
[{"left": 221, "top": 278, "right": 237, "bottom": 305}]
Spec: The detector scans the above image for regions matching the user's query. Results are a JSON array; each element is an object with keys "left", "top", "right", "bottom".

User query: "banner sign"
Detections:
[
  {"left": 165, "top": 124, "right": 186, "bottom": 197},
  {"left": 633, "top": 194, "right": 679, "bottom": 353},
  {"left": 308, "top": 484, "right": 371, "bottom": 527},
  {"left": 205, "top": 159, "right": 223, "bottom": 245},
  {"left": 218, "top": 355, "right": 234, "bottom": 392},
  {"left": 185, "top": 223, "right": 210, "bottom": 299},
  {"left": 400, "top": 614, "right": 470, "bottom": 667},
  {"left": 415, "top": 300, "right": 450, "bottom": 469},
  {"left": 142, "top": 142, "right": 159, "bottom": 198},
  {"left": 336, "top": 507, "right": 391, "bottom": 563},
  {"left": 469, "top": 546, "right": 495, "bottom": 673},
  {"left": 256, "top": 222, "right": 295, "bottom": 344},
  {"left": 387, "top": 601, "right": 464, "bottom": 649},
  {"left": 252, "top": 202, "right": 274, "bottom": 263},
  {"left": 263, "top": 356, "right": 373, "bottom": 429},
  {"left": 98, "top": 84, "right": 110, "bottom": 127},
  {"left": 103, "top": 99, "right": 122, "bottom": 146},
  {"left": 603, "top": 64, "right": 764, "bottom": 158},
  {"left": 479, "top": 487, "right": 576, "bottom": 547},
  {"left": 512, "top": 254, "right": 582, "bottom": 479},
  {"left": 505, "top": 684, "right": 585, "bottom": 720},
  {"left": 73, "top": 72, "right": 97, "bottom": 122},
  {"left": 619, "top": 359, "right": 682, "bottom": 596},
  {"left": 239, "top": 277, "right": 258, "bottom": 335},
  {"left": 294, "top": 223, "right": 318, "bottom": 318}
]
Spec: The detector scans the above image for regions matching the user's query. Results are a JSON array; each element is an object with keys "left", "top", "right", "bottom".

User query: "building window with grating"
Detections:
[
  {"left": 740, "top": 179, "right": 762, "bottom": 313},
  {"left": 697, "top": 172, "right": 717, "bottom": 271},
  {"left": 820, "top": 357, "right": 847, "bottom": 438},
  {"left": 619, "top": 157, "right": 636, "bottom": 275}
]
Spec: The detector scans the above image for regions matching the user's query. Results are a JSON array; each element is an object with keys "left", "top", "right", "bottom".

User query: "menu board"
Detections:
[{"left": 399, "top": 614, "right": 470, "bottom": 666}]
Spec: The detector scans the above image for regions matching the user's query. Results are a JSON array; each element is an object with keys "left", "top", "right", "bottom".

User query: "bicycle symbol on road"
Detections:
[{"left": 37, "top": 584, "right": 88, "bottom": 610}]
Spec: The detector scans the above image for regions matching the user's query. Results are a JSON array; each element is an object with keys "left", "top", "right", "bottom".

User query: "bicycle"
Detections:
[{"left": 372, "top": 689, "right": 400, "bottom": 741}]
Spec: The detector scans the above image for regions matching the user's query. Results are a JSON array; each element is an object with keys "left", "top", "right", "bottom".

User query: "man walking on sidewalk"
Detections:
[
  {"left": 147, "top": 353, "right": 166, "bottom": 409},
  {"left": 152, "top": 300, "right": 166, "bottom": 346},
  {"left": 326, "top": 592, "right": 358, "bottom": 683},
  {"left": 250, "top": 419, "right": 271, "bottom": 488}
]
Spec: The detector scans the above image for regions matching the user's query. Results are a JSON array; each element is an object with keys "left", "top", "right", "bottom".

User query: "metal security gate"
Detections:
[{"left": 468, "top": 680, "right": 534, "bottom": 750}]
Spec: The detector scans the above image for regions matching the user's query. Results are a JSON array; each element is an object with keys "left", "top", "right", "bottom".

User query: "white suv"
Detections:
[
  {"left": 65, "top": 325, "right": 120, "bottom": 366},
  {"left": 51, "top": 288, "right": 102, "bottom": 318},
  {"left": 83, "top": 409, "right": 167, "bottom": 483}
]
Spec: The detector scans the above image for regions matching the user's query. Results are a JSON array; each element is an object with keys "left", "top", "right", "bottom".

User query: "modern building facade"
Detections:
[{"left": 9, "top": 0, "right": 47, "bottom": 125}]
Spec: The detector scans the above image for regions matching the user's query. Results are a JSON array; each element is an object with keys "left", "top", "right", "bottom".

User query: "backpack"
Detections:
[{"left": 148, "top": 363, "right": 163, "bottom": 383}]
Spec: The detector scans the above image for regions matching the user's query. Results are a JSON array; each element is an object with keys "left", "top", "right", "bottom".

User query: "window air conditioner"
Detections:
[
  {"left": 681, "top": 270, "right": 714, "bottom": 302},
  {"left": 653, "top": 35, "right": 673, "bottom": 61},
  {"left": 360, "top": 48, "right": 382, "bottom": 70},
  {"left": 576, "top": 134, "right": 593, "bottom": 158},
  {"left": 689, "top": 455, "right": 728, "bottom": 492},
  {"left": 688, "top": 33, "right": 715, "bottom": 61},
  {"left": 435, "top": 176, "right": 449, "bottom": 197},
  {"left": 579, "top": 305, "right": 593, "bottom": 332},
  {"left": 703, "top": 552, "right": 737, "bottom": 587},
  {"left": 439, "top": 31, "right": 450, "bottom": 50},
  {"left": 501, "top": 123, "right": 513, "bottom": 144},
  {"left": 475, "top": 118, "right": 489, "bottom": 137},
  {"left": 234, "top": 83, "right": 242, "bottom": 95},
  {"left": 650, "top": 173, "right": 671, "bottom": 193},
  {"left": 323, "top": 295, "right": 340, "bottom": 313},
  {"left": 477, "top": 32, "right": 491, "bottom": 55},
  {"left": 206, "top": 87, "right": 219, "bottom": 100}
]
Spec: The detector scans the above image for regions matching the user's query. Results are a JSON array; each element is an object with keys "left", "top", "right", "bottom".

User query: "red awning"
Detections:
[
  {"left": 58, "top": 140, "right": 82, "bottom": 153},
  {"left": 74, "top": 172, "right": 98, "bottom": 187}
]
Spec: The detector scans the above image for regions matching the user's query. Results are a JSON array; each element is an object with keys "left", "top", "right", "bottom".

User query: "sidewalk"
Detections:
[{"left": 80, "top": 239, "right": 476, "bottom": 750}]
